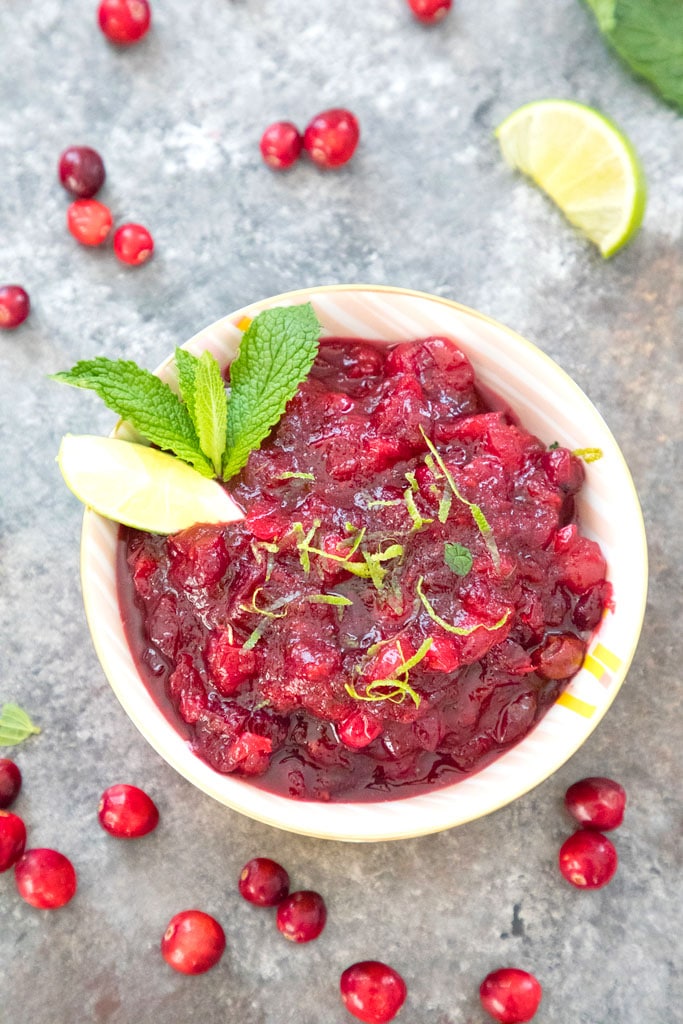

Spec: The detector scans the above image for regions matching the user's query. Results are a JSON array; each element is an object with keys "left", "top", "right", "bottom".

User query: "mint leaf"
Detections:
[
  {"left": 584, "top": 0, "right": 683, "bottom": 111},
  {"left": 175, "top": 348, "right": 199, "bottom": 425},
  {"left": 193, "top": 352, "right": 228, "bottom": 476},
  {"left": 444, "top": 542, "right": 473, "bottom": 577},
  {"left": 51, "top": 358, "right": 214, "bottom": 477},
  {"left": 222, "top": 304, "right": 321, "bottom": 480},
  {"left": 0, "top": 703, "right": 41, "bottom": 746}
]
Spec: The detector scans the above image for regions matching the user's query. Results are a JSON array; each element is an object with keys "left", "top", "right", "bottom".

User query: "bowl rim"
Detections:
[{"left": 80, "top": 283, "right": 648, "bottom": 841}]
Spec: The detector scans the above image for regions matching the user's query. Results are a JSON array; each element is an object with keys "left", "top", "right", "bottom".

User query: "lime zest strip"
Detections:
[
  {"left": 344, "top": 638, "right": 432, "bottom": 709},
  {"left": 416, "top": 577, "right": 510, "bottom": 636}
]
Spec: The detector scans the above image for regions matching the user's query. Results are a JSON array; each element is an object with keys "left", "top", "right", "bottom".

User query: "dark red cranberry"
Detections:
[
  {"left": 0, "top": 811, "right": 27, "bottom": 872},
  {"left": 67, "top": 199, "right": 113, "bottom": 246},
  {"left": 303, "top": 108, "right": 360, "bottom": 169},
  {"left": 161, "top": 909, "right": 226, "bottom": 974},
  {"left": 408, "top": 0, "right": 452, "bottom": 24},
  {"left": 0, "top": 285, "right": 30, "bottom": 329},
  {"left": 340, "top": 961, "right": 408, "bottom": 1023},
  {"left": 565, "top": 777, "right": 626, "bottom": 831},
  {"left": 238, "top": 857, "right": 290, "bottom": 906},
  {"left": 0, "top": 759, "right": 22, "bottom": 808},
  {"left": 532, "top": 631, "right": 586, "bottom": 679},
  {"left": 276, "top": 890, "right": 326, "bottom": 943},
  {"left": 98, "top": 0, "right": 151, "bottom": 45},
  {"left": 479, "top": 968, "right": 542, "bottom": 1023},
  {"left": 15, "top": 848, "right": 77, "bottom": 908},
  {"left": 58, "top": 146, "right": 106, "bottom": 198},
  {"left": 558, "top": 830, "right": 618, "bottom": 889},
  {"left": 98, "top": 783, "right": 160, "bottom": 838},
  {"left": 113, "top": 223, "right": 154, "bottom": 265},
  {"left": 260, "top": 121, "right": 303, "bottom": 170},
  {"left": 572, "top": 581, "right": 612, "bottom": 632}
]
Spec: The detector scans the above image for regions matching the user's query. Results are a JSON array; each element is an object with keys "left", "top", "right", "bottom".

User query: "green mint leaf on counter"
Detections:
[
  {"left": 51, "top": 358, "right": 214, "bottom": 478},
  {"left": 175, "top": 347, "right": 199, "bottom": 425},
  {"left": 0, "top": 703, "right": 41, "bottom": 746},
  {"left": 444, "top": 542, "right": 473, "bottom": 577},
  {"left": 193, "top": 351, "right": 228, "bottom": 477},
  {"left": 584, "top": 0, "right": 683, "bottom": 112},
  {"left": 222, "top": 303, "right": 321, "bottom": 480}
]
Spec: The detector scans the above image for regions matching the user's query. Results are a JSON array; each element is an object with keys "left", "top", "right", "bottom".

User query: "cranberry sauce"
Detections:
[{"left": 117, "top": 336, "right": 611, "bottom": 802}]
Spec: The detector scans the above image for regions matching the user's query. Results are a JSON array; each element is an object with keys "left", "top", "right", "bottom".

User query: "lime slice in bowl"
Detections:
[
  {"left": 495, "top": 99, "right": 647, "bottom": 257},
  {"left": 57, "top": 434, "right": 243, "bottom": 534}
]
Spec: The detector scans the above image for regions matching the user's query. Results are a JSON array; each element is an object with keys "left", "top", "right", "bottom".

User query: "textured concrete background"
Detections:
[{"left": 1, "top": 2, "right": 681, "bottom": 1022}]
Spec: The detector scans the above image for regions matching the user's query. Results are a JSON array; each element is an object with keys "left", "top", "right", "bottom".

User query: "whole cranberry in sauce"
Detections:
[
  {"left": 340, "top": 960, "right": 408, "bottom": 1023},
  {"left": 0, "top": 286, "right": 30, "bottom": 329},
  {"left": 558, "top": 830, "right": 618, "bottom": 889},
  {"left": 161, "top": 910, "right": 226, "bottom": 974},
  {"left": 58, "top": 146, "right": 106, "bottom": 198},
  {"left": 479, "top": 967, "right": 542, "bottom": 1023},
  {"left": 98, "top": 0, "right": 151, "bottom": 45},
  {"left": 303, "top": 108, "right": 360, "bottom": 168},
  {"left": 564, "top": 776, "right": 626, "bottom": 830},
  {"left": 0, "top": 759, "right": 22, "bottom": 808},
  {"left": 260, "top": 121, "right": 303, "bottom": 170},
  {"left": 98, "top": 783, "right": 159, "bottom": 838},
  {"left": 276, "top": 890, "right": 327, "bottom": 943},
  {"left": 15, "top": 848, "right": 77, "bottom": 909},
  {"left": 0, "top": 811, "right": 27, "bottom": 872},
  {"left": 238, "top": 857, "right": 290, "bottom": 906}
]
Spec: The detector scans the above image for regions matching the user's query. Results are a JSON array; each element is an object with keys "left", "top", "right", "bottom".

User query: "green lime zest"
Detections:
[
  {"left": 305, "top": 593, "right": 353, "bottom": 607},
  {"left": 416, "top": 577, "right": 510, "bottom": 636},
  {"left": 572, "top": 447, "right": 604, "bottom": 463},
  {"left": 437, "top": 491, "right": 453, "bottom": 524},
  {"left": 345, "top": 638, "right": 432, "bottom": 709},
  {"left": 242, "top": 586, "right": 288, "bottom": 619},
  {"left": 243, "top": 619, "right": 269, "bottom": 650},
  {"left": 294, "top": 521, "right": 402, "bottom": 591},
  {"left": 0, "top": 704, "right": 41, "bottom": 747},
  {"left": 279, "top": 471, "right": 315, "bottom": 481},
  {"left": 404, "top": 486, "right": 433, "bottom": 532}
]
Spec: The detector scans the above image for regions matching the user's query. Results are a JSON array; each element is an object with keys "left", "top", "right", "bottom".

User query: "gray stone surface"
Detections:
[{"left": 1, "top": 2, "right": 681, "bottom": 1022}]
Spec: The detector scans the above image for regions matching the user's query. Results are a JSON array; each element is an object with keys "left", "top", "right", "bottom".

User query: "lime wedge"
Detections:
[
  {"left": 57, "top": 435, "right": 244, "bottom": 534},
  {"left": 495, "top": 99, "right": 646, "bottom": 257}
]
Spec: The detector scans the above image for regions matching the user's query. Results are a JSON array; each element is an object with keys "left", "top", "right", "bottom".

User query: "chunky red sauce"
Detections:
[{"left": 118, "top": 336, "right": 611, "bottom": 801}]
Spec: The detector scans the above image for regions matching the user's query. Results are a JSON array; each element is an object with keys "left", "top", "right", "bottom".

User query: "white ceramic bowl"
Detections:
[{"left": 80, "top": 285, "right": 647, "bottom": 841}]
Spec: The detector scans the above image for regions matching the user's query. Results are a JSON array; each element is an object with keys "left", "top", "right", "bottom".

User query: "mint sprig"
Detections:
[{"left": 0, "top": 703, "right": 41, "bottom": 746}]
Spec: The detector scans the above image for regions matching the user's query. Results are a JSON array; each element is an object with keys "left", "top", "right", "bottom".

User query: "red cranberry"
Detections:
[
  {"left": 238, "top": 857, "right": 290, "bottom": 906},
  {"left": 479, "top": 968, "right": 542, "bottom": 1023},
  {"left": 558, "top": 830, "right": 618, "bottom": 889},
  {"left": 260, "top": 121, "right": 303, "bottom": 170},
  {"left": 276, "top": 890, "right": 327, "bottom": 943},
  {"left": 564, "top": 776, "right": 626, "bottom": 830},
  {"left": 58, "top": 146, "right": 106, "bottom": 198},
  {"left": 98, "top": 783, "right": 160, "bottom": 838},
  {"left": 340, "top": 961, "right": 408, "bottom": 1023},
  {"left": 0, "top": 285, "right": 30, "bottom": 329},
  {"left": 161, "top": 909, "right": 226, "bottom": 974},
  {"left": 532, "top": 631, "right": 586, "bottom": 679},
  {"left": 67, "top": 199, "right": 113, "bottom": 246},
  {"left": 408, "top": 0, "right": 452, "bottom": 24},
  {"left": 15, "top": 848, "right": 77, "bottom": 909},
  {"left": 0, "top": 811, "right": 27, "bottom": 872},
  {"left": 98, "top": 0, "right": 151, "bottom": 45},
  {"left": 303, "top": 108, "right": 360, "bottom": 169},
  {"left": 113, "top": 223, "right": 154, "bottom": 265},
  {"left": 0, "top": 759, "right": 22, "bottom": 808},
  {"left": 338, "top": 711, "right": 383, "bottom": 749}
]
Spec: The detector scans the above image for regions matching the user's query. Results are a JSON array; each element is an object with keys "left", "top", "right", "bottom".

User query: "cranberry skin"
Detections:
[
  {"left": 260, "top": 121, "right": 303, "bottom": 170},
  {"left": 0, "top": 811, "right": 27, "bottom": 872},
  {"left": 113, "top": 223, "right": 154, "bottom": 265},
  {"left": 558, "top": 830, "right": 618, "bottom": 889},
  {"left": 408, "top": 0, "right": 452, "bottom": 24},
  {"left": 239, "top": 857, "right": 290, "bottom": 906},
  {"left": 340, "top": 961, "right": 408, "bottom": 1024},
  {"left": 15, "top": 849, "right": 77, "bottom": 908},
  {"left": 276, "top": 890, "right": 327, "bottom": 943},
  {"left": 67, "top": 199, "right": 113, "bottom": 246},
  {"left": 0, "top": 759, "right": 22, "bottom": 808},
  {"left": 161, "top": 910, "right": 226, "bottom": 974},
  {"left": 303, "top": 108, "right": 360, "bottom": 169},
  {"left": 479, "top": 968, "right": 542, "bottom": 1023},
  {"left": 565, "top": 776, "right": 626, "bottom": 830},
  {"left": 0, "top": 285, "right": 30, "bottom": 329},
  {"left": 98, "top": 783, "right": 160, "bottom": 838},
  {"left": 532, "top": 631, "right": 586, "bottom": 680},
  {"left": 58, "top": 146, "right": 106, "bottom": 198},
  {"left": 98, "top": 0, "right": 151, "bottom": 45}
]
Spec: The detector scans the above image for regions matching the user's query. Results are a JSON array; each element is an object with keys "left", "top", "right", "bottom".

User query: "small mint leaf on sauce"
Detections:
[
  {"left": 0, "top": 703, "right": 41, "bottom": 747},
  {"left": 193, "top": 351, "right": 229, "bottom": 477},
  {"left": 444, "top": 542, "right": 473, "bottom": 577}
]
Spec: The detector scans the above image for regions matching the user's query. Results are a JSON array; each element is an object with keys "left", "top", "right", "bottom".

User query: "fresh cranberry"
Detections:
[
  {"left": 564, "top": 776, "right": 626, "bottom": 830},
  {"left": 67, "top": 199, "right": 113, "bottom": 246},
  {"left": 558, "top": 830, "right": 618, "bottom": 889},
  {"left": 340, "top": 961, "right": 408, "bottom": 1023},
  {"left": 407, "top": 0, "right": 452, "bottom": 24},
  {"left": 98, "top": 0, "right": 151, "bottom": 44},
  {"left": 532, "top": 631, "right": 586, "bottom": 679},
  {"left": 260, "top": 121, "right": 303, "bottom": 170},
  {"left": 0, "top": 811, "right": 27, "bottom": 872},
  {"left": 303, "top": 108, "right": 360, "bottom": 169},
  {"left": 58, "top": 146, "right": 106, "bottom": 198},
  {"left": 113, "top": 223, "right": 154, "bottom": 265},
  {"left": 161, "top": 909, "right": 226, "bottom": 974},
  {"left": 238, "top": 857, "right": 290, "bottom": 906},
  {"left": 0, "top": 759, "right": 22, "bottom": 808},
  {"left": 276, "top": 890, "right": 326, "bottom": 942},
  {"left": 0, "top": 285, "right": 30, "bottom": 329},
  {"left": 98, "top": 783, "right": 160, "bottom": 838},
  {"left": 479, "top": 968, "right": 542, "bottom": 1023},
  {"left": 15, "top": 849, "right": 77, "bottom": 909}
]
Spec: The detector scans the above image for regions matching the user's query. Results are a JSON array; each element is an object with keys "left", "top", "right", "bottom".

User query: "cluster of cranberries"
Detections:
[
  {"left": 59, "top": 145, "right": 154, "bottom": 265},
  {"left": 98, "top": 0, "right": 151, "bottom": 46},
  {"left": 260, "top": 109, "right": 361, "bottom": 171},
  {"left": 559, "top": 775, "right": 625, "bottom": 889}
]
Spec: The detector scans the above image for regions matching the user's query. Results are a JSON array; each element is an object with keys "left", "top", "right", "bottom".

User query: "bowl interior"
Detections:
[{"left": 80, "top": 285, "right": 647, "bottom": 841}]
